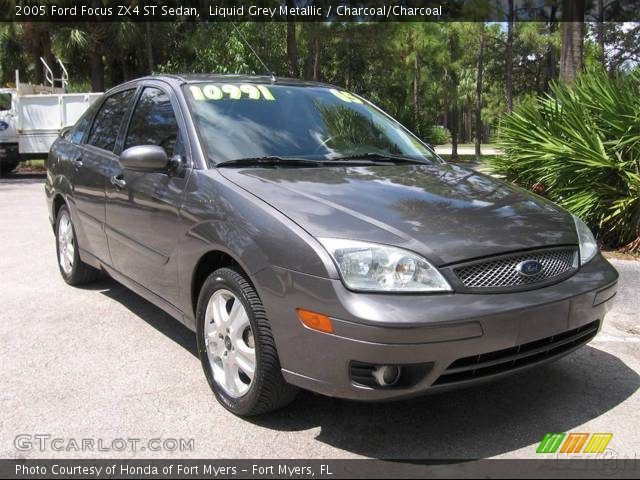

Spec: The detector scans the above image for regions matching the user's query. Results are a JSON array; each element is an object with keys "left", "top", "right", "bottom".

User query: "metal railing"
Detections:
[{"left": 39, "top": 57, "right": 69, "bottom": 92}]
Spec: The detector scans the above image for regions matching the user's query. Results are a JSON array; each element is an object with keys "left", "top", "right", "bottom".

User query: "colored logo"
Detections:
[
  {"left": 0, "top": 121, "right": 9, "bottom": 131},
  {"left": 517, "top": 259, "right": 543, "bottom": 276},
  {"left": 537, "top": 433, "right": 613, "bottom": 454}
]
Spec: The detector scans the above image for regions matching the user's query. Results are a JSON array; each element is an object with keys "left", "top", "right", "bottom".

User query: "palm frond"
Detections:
[{"left": 490, "top": 68, "right": 640, "bottom": 251}]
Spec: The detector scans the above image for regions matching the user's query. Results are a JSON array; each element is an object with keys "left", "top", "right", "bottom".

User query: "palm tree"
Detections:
[{"left": 559, "top": 0, "right": 585, "bottom": 84}]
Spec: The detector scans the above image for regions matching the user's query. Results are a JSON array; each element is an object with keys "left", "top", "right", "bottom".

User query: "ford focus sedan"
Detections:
[{"left": 45, "top": 75, "right": 618, "bottom": 416}]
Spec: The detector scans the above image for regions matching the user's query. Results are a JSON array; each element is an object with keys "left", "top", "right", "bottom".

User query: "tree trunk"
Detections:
[
  {"left": 89, "top": 54, "right": 104, "bottom": 92},
  {"left": 442, "top": 90, "right": 448, "bottom": 128},
  {"left": 122, "top": 55, "right": 130, "bottom": 82},
  {"left": 303, "top": 24, "right": 321, "bottom": 81},
  {"left": 506, "top": 0, "right": 514, "bottom": 112},
  {"left": 559, "top": 0, "right": 585, "bottom": 84},
  {"left": 286, "top": 0, "right": 299, "bottom": 77},
  {"left": 450, "top": 102, "right": 459, "bottom": 161},
  {"left": 413, "top": 51, "right": 420, "bottom": 128},
  {"left": 596, "top": 0, "right": 606, "bottom": 68},
  {"left": 145, "top": 22, "right": 154, "bottom": 74},
  {"left": 312, "top": 34, "right": 320, "bottom": 81},
  {"left": 475, "top": 24, "right": 485, "bottom": 160},
  {"left": 545, "top": 4, "right": 558, "bottom": 90},
  {"left": 465, "top": 99, "right": 472, "bottom": 143},
  {"left": 85, "top": 16, "right": 109, "bottom": 92},
  {"left": 21, "top": 24, "right": 56, "bottom": 88}
]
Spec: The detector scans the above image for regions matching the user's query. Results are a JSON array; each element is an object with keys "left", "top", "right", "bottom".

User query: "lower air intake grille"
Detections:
[{"left": 433, "top": 320, "right": 599, "bottom": 386}]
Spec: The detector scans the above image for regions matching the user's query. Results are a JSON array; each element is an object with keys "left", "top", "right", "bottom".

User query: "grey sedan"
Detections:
[{"left": 45, "top": 74, "right": 618, "bottom": 416}]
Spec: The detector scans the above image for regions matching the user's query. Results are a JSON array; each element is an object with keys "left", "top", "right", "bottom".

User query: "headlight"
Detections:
[
  {"left": 318, "top": 238, "right": 452, "bottom": 292},
  {"left": 573, "top": 215, "right": 598, "bottom": 265}
]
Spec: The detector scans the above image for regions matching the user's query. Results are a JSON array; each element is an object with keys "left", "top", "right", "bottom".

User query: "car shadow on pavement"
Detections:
[
  {"left": 93, "top": 278, "right": 198, "bottom": 357},
  {"left": 251, "top": 346, "right": 639, "bottom": 460},
  {"left": 90, "top": 277, "right": 638, "bottom": 460}
]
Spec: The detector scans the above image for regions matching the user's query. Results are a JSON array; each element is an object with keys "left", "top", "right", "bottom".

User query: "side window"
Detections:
[
  {"left": 124, "top": 87, "right": 180, "bottom": 157},
  {"left": 87, "top": 89, "right": 135, "bottom": 152},
  {"left": 69, "top": 103, "right": 98, "bottom": 145}
]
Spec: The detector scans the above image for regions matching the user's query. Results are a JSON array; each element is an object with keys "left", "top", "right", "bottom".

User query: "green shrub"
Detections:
[
  {"left": 423, "top": 125, "right": 451, "bottom": 145},
  {"left": 490, "top": 69, "right": 640, "bottom": 252}
]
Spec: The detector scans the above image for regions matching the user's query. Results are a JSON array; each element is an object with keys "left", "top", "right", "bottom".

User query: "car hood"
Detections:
[{"left": 218, "top": 163, "right": 577, "bottom": 265}]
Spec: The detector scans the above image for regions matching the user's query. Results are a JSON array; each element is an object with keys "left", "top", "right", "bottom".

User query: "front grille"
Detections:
[
  {"left": 453, "top": 247, "right": 578, "bottom": 291},
  {"left": 433, "top": 320, "right": 599, "bottom": 386}
]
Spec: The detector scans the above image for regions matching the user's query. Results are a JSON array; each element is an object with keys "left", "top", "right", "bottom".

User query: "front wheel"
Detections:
[{"left": 196, "top": 267, "right": 298, "bottom": 416}]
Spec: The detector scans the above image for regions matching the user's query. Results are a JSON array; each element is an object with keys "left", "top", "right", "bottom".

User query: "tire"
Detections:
[
  {"left": 196, "top": 267, "right": 298, "bottom": 416},
  {"left": 55, "top": 205, "right": 102, "bottom": 286}
]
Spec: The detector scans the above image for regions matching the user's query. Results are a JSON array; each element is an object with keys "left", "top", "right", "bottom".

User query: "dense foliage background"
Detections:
[
  {"left": 2, "top": 18, "right": 638, "bottom": 150},
  {"left": 0, "top": 7, "right": 639, "bottom": 250}
]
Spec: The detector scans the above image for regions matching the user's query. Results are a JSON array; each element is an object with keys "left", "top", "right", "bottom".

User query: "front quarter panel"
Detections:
[{"left": 178, "top": 169, "right": 337, "bottom": 326}]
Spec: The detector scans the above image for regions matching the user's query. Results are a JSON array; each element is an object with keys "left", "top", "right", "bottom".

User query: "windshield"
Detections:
[
  {"left": 0, "top": 92, "right": 12, "bottom": 111},
  {"left": 183, "top": 83, "right": 438, "bottom": 165}
]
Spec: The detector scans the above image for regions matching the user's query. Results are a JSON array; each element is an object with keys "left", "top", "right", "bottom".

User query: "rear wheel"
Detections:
[
  {"left": 55, "top": 205, "right": 101, "bottom": 285},
  {"left": 196, "top": 267, "right": 298, "bottom": 416}
]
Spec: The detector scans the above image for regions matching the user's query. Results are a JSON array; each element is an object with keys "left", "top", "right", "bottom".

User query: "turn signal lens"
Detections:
[{"left": 297, "top": 309, "right": 334, "bottom": 334}]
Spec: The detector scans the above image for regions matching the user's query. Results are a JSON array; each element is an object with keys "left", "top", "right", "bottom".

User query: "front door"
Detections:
[
  {"left": 105, "top": 84, "right": 190, "bottom": 305},
  {"left": 71, "top": 89, "right": 136, "bottom": 264}
]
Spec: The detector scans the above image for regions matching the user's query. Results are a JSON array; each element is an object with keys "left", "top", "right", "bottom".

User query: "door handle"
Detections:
[{"left": 110, "top": 174, "right": 126, "bottom": 189}]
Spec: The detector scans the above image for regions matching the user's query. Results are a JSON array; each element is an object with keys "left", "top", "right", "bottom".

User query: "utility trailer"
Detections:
[{"left": 0, "top": 59, "right": 101, "bottom": 175}]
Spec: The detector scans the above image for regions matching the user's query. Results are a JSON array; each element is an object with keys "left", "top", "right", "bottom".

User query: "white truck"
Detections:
[{"left": 0, "top": 61, "right": 101, "bottom": 175}]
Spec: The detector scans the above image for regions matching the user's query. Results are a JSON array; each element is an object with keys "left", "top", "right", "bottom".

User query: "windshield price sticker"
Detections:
[
  {"left": 190, "top": 84, "right": 275, "bottom": 101},
  {"left": 329, "top": 89, "right": 364, "bottom": 104}
]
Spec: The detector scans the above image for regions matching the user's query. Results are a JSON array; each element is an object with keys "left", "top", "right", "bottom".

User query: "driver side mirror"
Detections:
[
  {"left": 59, "top": 126, "right": 72, "bottom": 139},
  {"left": 119, "top": 145, "right": 168, "bottom": 172}
]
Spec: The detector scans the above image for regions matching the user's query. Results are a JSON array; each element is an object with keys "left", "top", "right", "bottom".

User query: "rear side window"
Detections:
[
  {"left": 124, "top": 87, "right": 179, "bottom": 156},
  {"left": 87, "top": 89, "right": 135, "bottom": 152},
  {"left": 69, "top": 102, "right": 98, "bottom": 145}
]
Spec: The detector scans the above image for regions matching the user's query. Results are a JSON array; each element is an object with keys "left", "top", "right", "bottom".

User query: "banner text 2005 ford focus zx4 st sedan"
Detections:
[{"left": 45, "top": 75, "right": 618, "bottom": 416}]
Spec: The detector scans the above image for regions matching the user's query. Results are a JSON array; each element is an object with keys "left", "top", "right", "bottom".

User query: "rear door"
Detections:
[
  {"left": 105, "top": 82, "right": 191, "bottom": 304},
  {"left": 70, "top": 88, "right": 137, "bottom": 264}
]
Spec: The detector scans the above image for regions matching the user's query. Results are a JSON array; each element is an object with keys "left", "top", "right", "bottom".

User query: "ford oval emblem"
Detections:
[
  {"left": 517, "top": 259, "right": 543, "bottom": 276},
  {"left": 0, "top": 121, "right": 9, "bottom": 131}
]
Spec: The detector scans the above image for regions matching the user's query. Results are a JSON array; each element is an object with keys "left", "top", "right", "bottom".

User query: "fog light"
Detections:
[{"left": 372, "top": 365, "right": 401, "bottom": 387}]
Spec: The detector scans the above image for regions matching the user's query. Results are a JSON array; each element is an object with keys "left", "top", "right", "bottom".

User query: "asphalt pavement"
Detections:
[{"left": 1, "top": 173, "right": 638, "bottom": 460}]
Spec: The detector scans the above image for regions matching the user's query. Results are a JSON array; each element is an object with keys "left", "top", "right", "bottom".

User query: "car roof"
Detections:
[{"left": 118, "top": 74, "right": 338, "bottom": 90}]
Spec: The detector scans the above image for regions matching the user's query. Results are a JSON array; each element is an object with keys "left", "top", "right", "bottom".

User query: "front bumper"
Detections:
[{"left": 255, "top": 253, "right": 618, "bottom": 401}]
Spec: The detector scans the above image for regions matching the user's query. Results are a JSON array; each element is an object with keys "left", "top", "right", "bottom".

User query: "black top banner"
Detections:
[{"left": 1, "top": 0, "right": 639, "bottom": 23}]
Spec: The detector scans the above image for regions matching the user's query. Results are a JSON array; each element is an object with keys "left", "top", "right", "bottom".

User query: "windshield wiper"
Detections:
[
  {"left": 215, "top": 153, "right": 427, "bottom": 168},
  {"left": 327, "top": 153, "right": 426, "bottom": 164},
  {"left": 216, "top": 156, "right": 321, "bottom": 168}
]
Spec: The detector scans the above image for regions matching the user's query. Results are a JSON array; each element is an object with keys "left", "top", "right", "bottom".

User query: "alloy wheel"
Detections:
[
  {"left": 58, "top": 211, "right": 74, "bottom": 275},
  {"left": 204, "top": 289, "right": 256, "bottom": 398}
]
